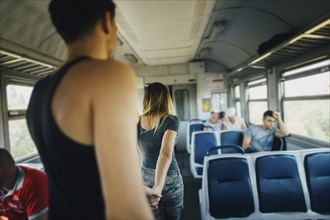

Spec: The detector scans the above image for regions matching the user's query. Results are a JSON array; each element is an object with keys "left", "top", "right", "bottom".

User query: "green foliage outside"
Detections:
[{"left": 7, "top": 85, "right": 37, "bottom": 160}]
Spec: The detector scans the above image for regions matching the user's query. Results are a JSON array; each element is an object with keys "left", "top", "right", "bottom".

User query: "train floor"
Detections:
[{"left": 176, "top": 151, "right": 202, "bottom": 220}]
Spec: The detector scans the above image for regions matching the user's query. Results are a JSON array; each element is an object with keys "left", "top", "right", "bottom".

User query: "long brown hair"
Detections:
[{"left": 142, "top": 82, "right": 174, "bottom": 131}]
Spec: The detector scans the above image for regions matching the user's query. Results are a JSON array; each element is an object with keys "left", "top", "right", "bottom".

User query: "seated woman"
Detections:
[{"left": 204, "top": 111, "right": 222, "bottom": 131}]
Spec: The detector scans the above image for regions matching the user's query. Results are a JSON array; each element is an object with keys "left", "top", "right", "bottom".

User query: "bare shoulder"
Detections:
[
  {"left": 83, "top": 59, "right": 136, "bottom": 93},
  {"left": 91, "top": 59, "right": 135, "bottom": 81}
]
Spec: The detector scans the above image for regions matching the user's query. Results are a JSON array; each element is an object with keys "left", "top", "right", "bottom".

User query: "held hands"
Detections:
[
  {"left": 272, "top": 112, "right": 282, "bottom": 121},
  {"left": 0, "top": 216, "right": 9, "bottom": 220},
  {"left": 144, "top": 186, "right": 162, "bottom": 210}
]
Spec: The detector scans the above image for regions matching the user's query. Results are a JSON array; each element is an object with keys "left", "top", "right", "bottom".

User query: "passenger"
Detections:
[
  {"left": 219, "top": 111, "right": 226, "bottom": 122},
  {"left": 0, "top": 149, "right": 48, "bottom": 220},
  {"left": 242, "top": 110, "right": 290, "bottom": 153},
  {"left": 204, "top": 111, "right": 221, "bottom": 131},
  {"left": 26, "top": 0, "right": 155, "bottom": 219},
  {"left": 137, "top": 82, "right": 184, "bottom": 220},
  {"left": 221, "top": 107, "right": 247, "bottom": 131}
]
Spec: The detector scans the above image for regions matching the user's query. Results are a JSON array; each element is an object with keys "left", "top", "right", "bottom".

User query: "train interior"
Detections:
[{"left": 0, "top": 0, "right": 329, "bottom": 219}]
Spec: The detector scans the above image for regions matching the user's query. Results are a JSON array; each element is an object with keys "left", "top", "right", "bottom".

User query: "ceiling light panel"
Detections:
[{"left": 114, "top": 0, "right": 215, "bottom": 66}]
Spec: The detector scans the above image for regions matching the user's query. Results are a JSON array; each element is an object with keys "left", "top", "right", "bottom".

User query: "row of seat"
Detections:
[
  {"left": 199, "top": 148, "right": 330, "bottom": 219},
  {"left": 190, "top": 130, "right": 245, "bottom": 178},
  {"left": 190, "top": 129, "right": 285, "bottom": 178}
]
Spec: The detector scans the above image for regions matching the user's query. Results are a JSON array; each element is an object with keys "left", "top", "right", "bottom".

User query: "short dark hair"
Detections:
[
  {"left": 49, "top": 0, "right": 116, "bottom": 43},
  {"left": 263, "top": 110, "right": 274, "bottom": 119},
  {"left": 0, "top": 148, "right": 15, "bottom": 169},
  {"left": 219, "top": 111, "right": 225, "bottom": 118}
]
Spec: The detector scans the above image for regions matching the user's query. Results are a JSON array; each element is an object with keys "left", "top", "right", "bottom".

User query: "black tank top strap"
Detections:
[
  {"left": 48, "top": 56, "right": 91, "bottom": 104},
  {"left": 46, "top": 55, "right": 92, "bottom": 141},
  {"left": 53, "top": 56, "right": 90, "bottom": 82}
]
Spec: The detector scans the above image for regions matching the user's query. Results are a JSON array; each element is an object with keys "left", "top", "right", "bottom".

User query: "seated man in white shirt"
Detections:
[{"left": 221, "top": 107, "right": 247, "bottom": 131}]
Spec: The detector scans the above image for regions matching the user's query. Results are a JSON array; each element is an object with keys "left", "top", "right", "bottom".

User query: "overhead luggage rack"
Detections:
[
  {"left": 0, "top": 50, "right": 58, "bottom": 77},
  {"left": 230, "top": 18, "right": 330, "bottom": 76}
]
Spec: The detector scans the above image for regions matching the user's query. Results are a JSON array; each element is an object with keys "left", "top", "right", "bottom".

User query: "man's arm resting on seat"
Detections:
[
  {"left": 242, "top": 136, "right": 251, "bottom": 150},
  {"left": 241, "top": 120, "right": 247, "bottom": 131},
  {"left": 242, "top": 126, "right": 253, "bottom": 150}
]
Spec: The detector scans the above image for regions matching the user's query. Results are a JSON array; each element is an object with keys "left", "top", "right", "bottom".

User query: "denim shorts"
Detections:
[{"left": 141, "top": 167, "right": 184, "bottom": 220}]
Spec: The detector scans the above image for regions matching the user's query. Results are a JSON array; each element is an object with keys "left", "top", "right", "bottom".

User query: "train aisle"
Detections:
[{"left": 176, "top": 151, "right": 202, "bottom": 220}]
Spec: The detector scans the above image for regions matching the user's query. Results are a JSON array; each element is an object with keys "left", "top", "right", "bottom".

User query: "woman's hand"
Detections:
[{"left": 144, "top": 186, "right": 162, "bottom": 210}]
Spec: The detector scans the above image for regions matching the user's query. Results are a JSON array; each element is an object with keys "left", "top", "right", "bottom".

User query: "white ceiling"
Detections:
[
  {"left": 114, "top": 0, "right": 215, "bottom": 66},
  {"left": 1, "top": 0, "right": 328, "bottom": 72}
]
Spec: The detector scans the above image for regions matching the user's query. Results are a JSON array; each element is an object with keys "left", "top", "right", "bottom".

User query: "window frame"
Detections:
[
  {"left": 233, "top": 85, "right": 241, "bottom": 117},
  {"left": 246, "top": 77, "right": 268, "bottom": 124},
  {"left": 280, "top": 59, "right": 330, "bottom": 144},
  {"left": 1, "top": 72, "right": 39, "bottom": 162},
  {"left": 211, "top": 91, "right": 228, "bottom": 113},
  {"left": 7, "top": 84, "right": 34, "bottom": 120}
]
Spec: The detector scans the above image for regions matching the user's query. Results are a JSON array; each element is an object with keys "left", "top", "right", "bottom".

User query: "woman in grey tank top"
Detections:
[{"left": 138, "top": 82, "right": 184, "bottom": 220}]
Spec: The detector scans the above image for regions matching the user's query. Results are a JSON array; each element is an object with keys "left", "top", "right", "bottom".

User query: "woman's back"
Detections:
[{"left": 139, "top": 115, "right": 180, "bottom": 171}]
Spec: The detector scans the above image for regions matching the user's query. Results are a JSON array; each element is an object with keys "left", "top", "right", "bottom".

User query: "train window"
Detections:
[
  {"left": 283, "top": 73, "right": 329, "bottom": 97},
  {"left": 281, "top": 60, "right": 330, "bottom": 142},
  {"left": 234, "top": 85, "right": 240, "bottom": 98},
  {"left": 211, "top": 92, "right": 228, "bottom": 113},
  {"left": 234, "top": 85, "right": 241, "bottom": 117},
  {"left": 7, "top": 85, "right": 33, "bottom": 110},
  {"left": 6, "top": 84, "right": 37, "bottom": 159},
  {"left": 175, "top": 89, "right": 190, "bottom": 121},
  {"left": 8, "top": 120, "right": 37, "bottom": 159},
  {"left": 247, "top": 78, "right": 268, "bottom": 124}
]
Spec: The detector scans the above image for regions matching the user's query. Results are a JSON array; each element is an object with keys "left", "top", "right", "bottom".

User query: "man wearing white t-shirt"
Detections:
[{"left": 221, "top": 107, "right": 247, "bottom": 131}]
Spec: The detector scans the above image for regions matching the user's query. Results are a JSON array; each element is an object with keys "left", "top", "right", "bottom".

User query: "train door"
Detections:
[{"left": 171, "top": 84, "right": 197, "bottom": 151}]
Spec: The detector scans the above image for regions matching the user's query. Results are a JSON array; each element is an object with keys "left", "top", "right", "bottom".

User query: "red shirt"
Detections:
[{"left": 0, "top": 166, "right": 48, "bottom": 220}]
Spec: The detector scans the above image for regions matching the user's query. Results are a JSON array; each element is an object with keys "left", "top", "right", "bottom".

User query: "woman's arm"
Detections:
[
  {"left": 153, "top": 130, "right": 177, "bottom": 194},
  {"left": 137, "top": 142, "right": 144, "bottom": 161}
]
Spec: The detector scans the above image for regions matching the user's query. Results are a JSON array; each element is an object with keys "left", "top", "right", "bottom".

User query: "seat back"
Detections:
[
  {"left": 189, "top": 118, "right": 204, "bottom": 123},
  {"left": 203, "top": 125, "right": 215, "bottom": 131},
  {"left": 193, "top": 132, "right": 218, "bottom": 165},
  {"left": 272, "top": 136, "right": 285, "bottom": 151},
  {"left": 206, "top": 145, "right": 245, "bottom": 156},
  {"left": 256, "top": 155, "right": 307, "bottom": 213},
  {"left": 186, "top": 123, "right": 204, "bottom": 153},
  {"left": 190, "top": 131, "right": 218, "bottom": 178},
  {"left": 304, "top": 152, "right": 330, "bottom": 214},
  {"left": 207, "top": 157, "right": 255, "bottom": 218},
  {"left": 220, "top": 130, "right": 243, "bottom": 146},
  {"left": 188, "top": 123, "right": 204, "bottom": 145}
]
